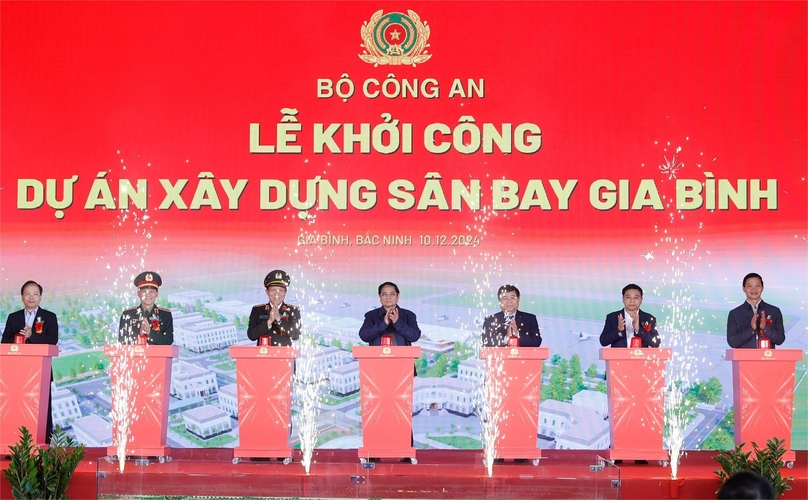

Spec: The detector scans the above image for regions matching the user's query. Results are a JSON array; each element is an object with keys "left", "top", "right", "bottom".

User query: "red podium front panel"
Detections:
[
  {"left": 600, "top": 347, "right": 671, "bottom": 461},
  {"left": 353, "top": 345, "right": 420, "bottom": 460},
  {"left": 230, "top": 345, "right": 297, "bottom": 460},
  {"left": 104, "top": 344, "right": 178, "bottom": 457},
  {"left": 726, "top": 348, "right": 803, "bottom": 464},
  {"left": 0, "top": 344, "right": 58, "bottom": 452},
  {"left": 480, "top": 347, "right": 549, "bottom": 460}
]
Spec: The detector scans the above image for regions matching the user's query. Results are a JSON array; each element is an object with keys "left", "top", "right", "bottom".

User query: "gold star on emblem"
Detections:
[{"left": 390, "top": 29, "right": 401, "bottom": 41}]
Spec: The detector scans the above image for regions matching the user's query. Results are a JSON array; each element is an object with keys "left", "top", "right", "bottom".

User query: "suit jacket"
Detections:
[
  {"left": 727, "top": 299, "right": 785, "bottom": 349},
  {"left": 481, "top": 310, "right": 542, "bottom": 347},
  {"left": 119, "top": 305, "right": 174, "bottom": 345},
  {"left": 359, "top": 306, "right": 421, "bottom": 346},
  {"left": 600, "top": 309, "right": 660, "bottom": 348},
  {"left": 248, "top": 302, "right": 301, "bottom": 346},
  {"left": 1, "top": 307, "right": 59, "bottom": 345}
]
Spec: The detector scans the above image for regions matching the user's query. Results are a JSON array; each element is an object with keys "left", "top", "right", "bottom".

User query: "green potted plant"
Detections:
[
  {"left": 2, "top": 426, "right": 86, "bottom": 499},
  {"left": 713, "top": 437, "right": 795, "bottom": 498}
]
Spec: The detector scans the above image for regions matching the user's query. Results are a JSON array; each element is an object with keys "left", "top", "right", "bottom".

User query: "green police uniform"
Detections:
[{"left": 119, "top": 271, "right": 174, "bottom": 345}]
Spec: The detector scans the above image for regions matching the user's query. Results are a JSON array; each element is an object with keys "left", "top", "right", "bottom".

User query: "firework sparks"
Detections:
[
  {"left": 294, "top": 333, "right": 326, "bottom": 474},
  {"left": 647, "top": 144, "right": 709, "bottom": 479},
  {"left": 458, "top": 206, "right": 513, "bottom": 477},
  {"left": 288, "top": 213, "right": 333, "bottom": 473},
  {"left": 659, "top": 154, "right": 684, "bottom": 179},
  {"left": 479, "top": 352, "right": 508, "bottom": 477},
  {"left": 97, "top": 157, "right": 160, "bottom": 471},
  {"left": 107, "top": 343, "right": 146, "bottom": 472}
]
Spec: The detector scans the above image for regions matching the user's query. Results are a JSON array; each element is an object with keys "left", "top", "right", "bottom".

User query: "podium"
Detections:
[
  {"left": 480, "top": 346, "right": 549, "bottom": 462},
  {"left": 229, "top": 345, "right": 297, "bottom": 462},
  {"left": 104, "top": 344, "right": 178, "bottom": 458},
  {"left": 726, "top": 348, "right": 803, "bottom": 464},
  {"left": 600, "top": 347, "right": 672, "bottom": 462},
  {"left": 0, "top": 344, "right": 58, "bottom": 453},
  {"left": 353, "top": 345, "right": 420, "bottom": 462}
]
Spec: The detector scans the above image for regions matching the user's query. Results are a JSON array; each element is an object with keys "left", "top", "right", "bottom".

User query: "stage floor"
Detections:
[{"left": 2, "top": 449, "right": 806, "bottom": 499}]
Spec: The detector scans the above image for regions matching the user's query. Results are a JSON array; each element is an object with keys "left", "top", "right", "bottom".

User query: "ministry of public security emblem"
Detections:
[{"left": 359, "top": 10, "right": 432, "bottom": 67}]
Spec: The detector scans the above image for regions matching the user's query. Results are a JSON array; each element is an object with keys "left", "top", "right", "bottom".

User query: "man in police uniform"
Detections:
[
  {"left": 119, "top": 271, "right": 174, "bottom": 345},
  {"left": 247, "top": 270, "right": 301, "bottom": 346}
]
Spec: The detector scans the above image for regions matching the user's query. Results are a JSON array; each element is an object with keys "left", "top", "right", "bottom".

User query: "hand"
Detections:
[
  {"left": 268, "top": 306, "right": 281, "bottom": 324},
  {"left": 139, "top": 317, "right": 151, "bottom": 336},
  {"left": 20, "top": 325, "right": 32, "bottom": 339},
  {"left": 631, "top": 312, "right": 640, "bottom": 333},
  {"left": 750, "top": 312, "right": 759, "bottom": 330},
  {"left": 507, "top": 318, "right": 519, "bottom": 338},
  {"left": 387, "top": 307, "right": 399, "bottom": 325},
  {"left": 617, "top": 313, "right": 625, "bottom": 332},
  {"left": 758, "top": 310, "right": 766, "bottom": 331}
]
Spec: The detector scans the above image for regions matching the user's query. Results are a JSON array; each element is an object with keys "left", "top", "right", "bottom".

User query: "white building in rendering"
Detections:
[
  {"left": 172, "top": 312, "right": 207, "bottom": 327},
  {"left": 414, "top": 377, "right": 476, "bottom": 416},
  {"left": 72, "top": 414, "right": 112, "bottom": 447},
  {"left": 329, "top": 361, "right": 359, "bottom": 396},
  {"left": 572, "top": 390, "right": 609, "bottom": 419},
  {"left": 218, "top": 383, "right": 239, "bottom": 417},
  {"left": 539, "top": 399, "right": 609, "bottom": 450},
  {"left": 169, "top": 395, "right": 205, "bottom": 415},
  {"left": 415, "top": 336, "right": 456, "bottom": 355},
  {"left": 297, "top": 346, "right": 344, "bottom": 384},
  {"left": 171, "top": 360, "right": 219, "bottom": 399},
  {"left": 456, "top": 358, "right": 485, "bottom": 385},
  {"left": 175, "top": 320, "right": 238, "bottom": 353},
  {"left": 182, "top": 405, "right": 232, "bottom": 439},
  {"left": 52, "top": 387, "right": 82, "bottom": 429}
]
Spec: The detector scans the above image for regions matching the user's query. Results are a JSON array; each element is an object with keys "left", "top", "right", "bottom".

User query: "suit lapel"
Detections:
[
  {"left": 496, "top": 311, "right": 506, "bottom": 331},
  {"left": 15, "top": 309, "right": 27, "bottom": 330}
]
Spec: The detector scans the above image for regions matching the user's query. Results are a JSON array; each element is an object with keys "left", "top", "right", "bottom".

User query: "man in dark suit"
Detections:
[
  {"left": 119, "top": 271, "right": 174, "bottom": 345},
  {"left": 359, "top": 282, "right": 421, "bottom": 346},
  {"left": 481, "top": 284, "right": 542, "bottom": 347},
  {"left": 359, "top": 281, "right": 420, "bottom": 461},
  {"left": 599, "top": 283, "right": 660, "bottom": 348},
  {"left": 2, "top": 280, "right": 59, "bottom": 443},
  {"left": 248, "top": 269, "right": 301, "bottom": 346},
  {"left": 600, "top": 283, "right": 660, "bottom": 465},
  {"left": 727, "top": 273, "right": 785, "bottom": 348}
]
